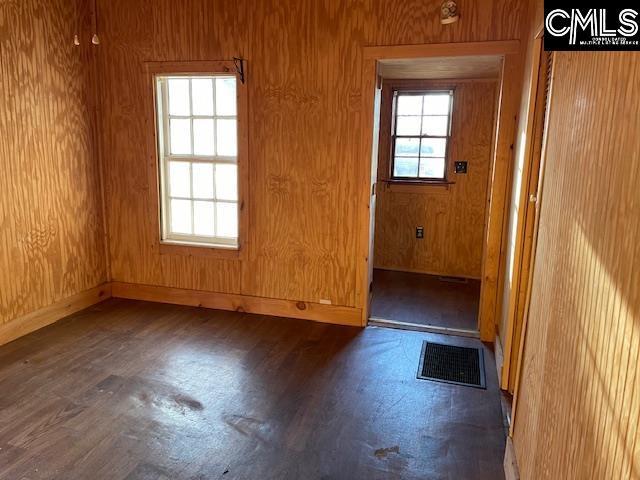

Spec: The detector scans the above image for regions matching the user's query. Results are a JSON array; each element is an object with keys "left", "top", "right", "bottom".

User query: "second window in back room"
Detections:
[{"left": 391, "top": 90, "right": 453, "bottom": 181}]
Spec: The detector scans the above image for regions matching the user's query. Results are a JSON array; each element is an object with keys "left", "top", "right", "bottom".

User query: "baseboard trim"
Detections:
[
  {"left": 111, "top": 282, "right": 363, "bottom": 327},
  {"left": 504, "top": 437, "right": 520, "bottom": 480},
  {"left": 495, "top": 335, "right": 505, "bottom": 387},
  {"left": 0, "top": 283, "right": 112, "bottom": 347}
]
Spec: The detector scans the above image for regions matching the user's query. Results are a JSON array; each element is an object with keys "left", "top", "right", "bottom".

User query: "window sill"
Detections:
[
  {"left": 381, "top": 179, "right": 454, "bottom": 194},
  {"left": 159, "top": 241, "right": 240, "bottom": 259}
]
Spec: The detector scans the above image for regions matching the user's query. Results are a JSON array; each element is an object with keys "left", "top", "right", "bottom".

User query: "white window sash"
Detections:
[{"left": 156, "top": 76, "right": 239, "bottom": 248}]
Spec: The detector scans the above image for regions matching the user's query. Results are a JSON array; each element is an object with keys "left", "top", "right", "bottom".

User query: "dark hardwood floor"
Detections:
[
  {"left": 0, "top": 299, "right": 505, "bottom": 479},
  {"left": 370, "top": 269, "right": 481, "bottom": 331}
]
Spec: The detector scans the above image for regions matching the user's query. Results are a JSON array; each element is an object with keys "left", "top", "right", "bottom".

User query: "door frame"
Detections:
[
  {"left": 500, "top": 25, "right": 548, "bottom": 392},
  {"left": 510, "top": 27, "right": 555, "bottom": 433},
  {"left": 357, "top": 40, "right": 523, "bottom": 342}
]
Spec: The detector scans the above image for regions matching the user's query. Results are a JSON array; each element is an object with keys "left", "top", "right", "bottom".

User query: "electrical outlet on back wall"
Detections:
[{"left": 416, "top": 226, "right": 424, "bottom": 239}]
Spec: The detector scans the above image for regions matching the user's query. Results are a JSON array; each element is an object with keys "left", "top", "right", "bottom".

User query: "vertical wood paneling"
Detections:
[
  {"left": 512, "top": 50, "right": 640, "bottom": 479},
  {"left": 0, "top": 0, "right": 107, "bottom": 326},
  {"left": 374, "top": 80, "right": 497, "bottom": 279},
  {"left": 98, "top": 0, "right": 527, "bottom": 309}
]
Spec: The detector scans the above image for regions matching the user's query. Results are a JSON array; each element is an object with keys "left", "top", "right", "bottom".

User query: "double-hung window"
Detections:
[
  {"left": 391, "top": 90, "right": 453, "bottom": 181},
  {"left": 155, "top": 74, "right": 239, "bottom": 248}
]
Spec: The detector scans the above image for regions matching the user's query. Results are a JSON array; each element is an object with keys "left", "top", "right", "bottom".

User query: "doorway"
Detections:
[
  {"left": 368, "top": 57, "right": 501, "bottom": 337},
  {"left": 359, "top": 41, "right": 523, "bottom": 342}
]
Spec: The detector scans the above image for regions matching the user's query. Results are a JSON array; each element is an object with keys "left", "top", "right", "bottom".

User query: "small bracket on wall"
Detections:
[
  {"left": 233, "top": 57, "right": 245, "bottom": 84},
  {"left": 455, "top": 161, "right": 468, "bottom": 174}
]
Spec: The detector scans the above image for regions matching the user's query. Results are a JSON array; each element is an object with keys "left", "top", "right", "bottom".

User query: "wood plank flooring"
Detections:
[
  {"left": 370, "top": 269, "right": 481, "bottom": 331},
  {"left": 0, "top": 299, "right": 504, "bottom": 479}
]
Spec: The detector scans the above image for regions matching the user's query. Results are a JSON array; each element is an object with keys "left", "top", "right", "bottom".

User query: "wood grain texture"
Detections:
[
  {"left": 499, "top": 31, "right": 546, "bottom": 392},
  {"left": 379, "top": 55, "right": 503, "bottom": 80},
  {"left": 111, "top": 282, "right": 362, "bottom": 326},
  {"left": 363, "top": 40, "right": 521, "bottom": 60},
  {"left": 511, "top": 49, "right": 640, "bottom": 480},
  {"left": 0, "top": 283, "right": 111, "bottom": 347},
  {"left": 477, "top": 49, "right": 525, "bottom": 341},
  {"left": 0, "top": 1, "right": 107, "bottom": 328},
  {"left": 507, "top": 45, "right": 546, "bottom": 392},
  {"left": 97, "top": 0, "right": 528, "bottom": 313},
  {"left": 374, "top": 79, "right": 498, "bottom": 279}
]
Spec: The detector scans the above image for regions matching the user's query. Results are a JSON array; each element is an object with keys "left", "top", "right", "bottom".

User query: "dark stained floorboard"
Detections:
[
  {"left": 0, "top": 299, "right": 505, "bottom": 479},
  {"left": 370, "top": 269, "right": 481, "bottom": 331}
]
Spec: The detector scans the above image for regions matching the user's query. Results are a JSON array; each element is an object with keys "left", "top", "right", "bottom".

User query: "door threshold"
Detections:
[{"left": 368, "top": 317, "right": 480, "bottom": 338}]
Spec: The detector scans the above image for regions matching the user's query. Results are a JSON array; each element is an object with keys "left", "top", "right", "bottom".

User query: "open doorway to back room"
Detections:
[{"left": 368, "top": 55, "right": 503, "bottom": 337}]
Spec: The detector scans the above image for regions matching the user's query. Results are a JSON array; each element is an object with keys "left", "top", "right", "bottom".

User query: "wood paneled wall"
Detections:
[
  {"left": 97, "top": 0, "right": 527, "bottom": 309},
  {"left": 0, "top": 1, "right": 107, "bottom": 329},
  {"left": 374, "top": 79, "right": 497, "bottom": 279},
  {"left": 511, "top": 19, "right": 640, "bottom": 480}
]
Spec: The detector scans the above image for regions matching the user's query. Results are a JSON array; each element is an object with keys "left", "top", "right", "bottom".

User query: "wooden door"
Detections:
[
  {"left": 501, "top": 38, "right": 553, "bottom": 392},
  {"left": 367, "top": 75, "right": 383, "bottom": 302}
]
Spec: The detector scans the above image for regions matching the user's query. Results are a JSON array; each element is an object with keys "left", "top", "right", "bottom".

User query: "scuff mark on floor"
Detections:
[
  {"left": 374, "top": 445, "right": 400, "bottom": 458},
  {"left": 223, "top": 414, "right": 272, "bottom": 444},
  {"left": 173, "top": 394, "right": 204, "bottom": 411}
]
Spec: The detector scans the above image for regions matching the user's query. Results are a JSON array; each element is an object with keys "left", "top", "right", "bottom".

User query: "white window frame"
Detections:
[
  {"left": 155, "top": 75, "right": 239, "bottom": 249},
  {"left": 390, "top": 89, "right": 454, "bottom": 182}
]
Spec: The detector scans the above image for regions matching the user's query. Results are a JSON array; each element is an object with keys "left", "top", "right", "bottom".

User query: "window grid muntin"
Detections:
[
  {"left": 157, "top": 75, "right": 239, "bottom": 247},
  {"left": 391, "top": 90, "right": 453, "bottom": 181}
]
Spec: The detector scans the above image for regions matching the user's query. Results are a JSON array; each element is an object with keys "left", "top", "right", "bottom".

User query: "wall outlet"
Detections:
[
  {"left": 416, "top": 226, "right": 424, "bottom": 239},
  {"left": 455, "top": 161, "right": 468, "bottom": 174}
]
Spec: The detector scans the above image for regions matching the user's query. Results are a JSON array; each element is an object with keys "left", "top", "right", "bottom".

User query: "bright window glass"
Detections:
[
  {"left": 156, "top": 75, "right": 239, "bottom": 247},
  {"left": 392, "top": 91, "right": 453, "bottom": 180}
]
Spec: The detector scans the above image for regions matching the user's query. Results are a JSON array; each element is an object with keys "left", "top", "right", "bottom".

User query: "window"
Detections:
[
  {"left": 391, "top": 90, "right": 453, "bottom": 181},
  {"left": 155, "top": 75, "right": 239, "bottom": 248}
]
